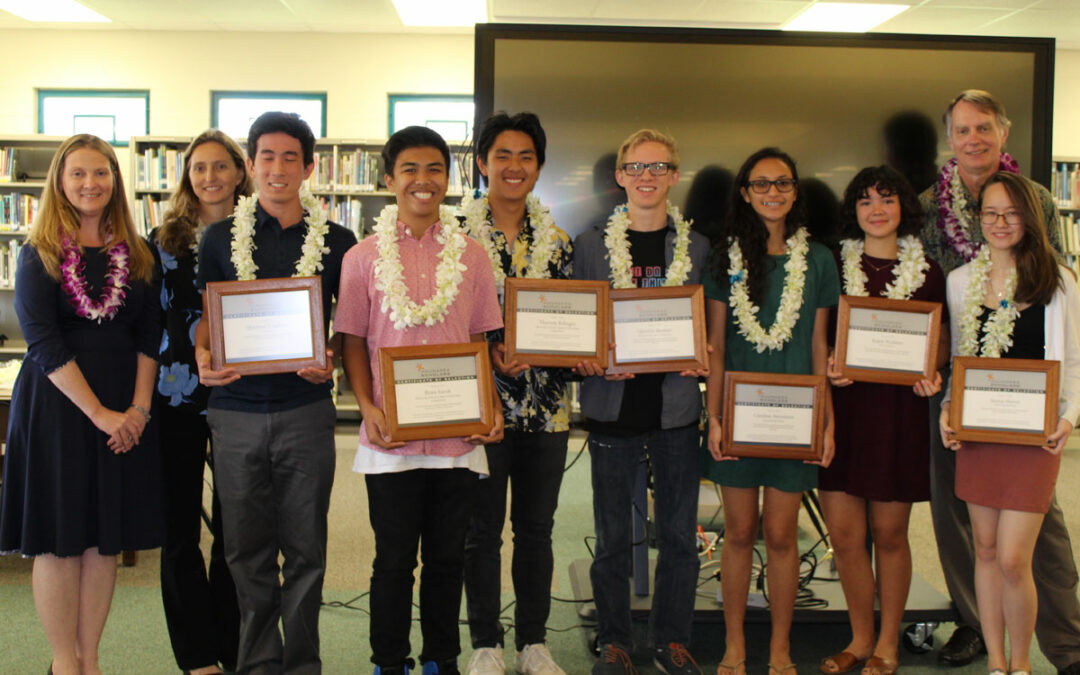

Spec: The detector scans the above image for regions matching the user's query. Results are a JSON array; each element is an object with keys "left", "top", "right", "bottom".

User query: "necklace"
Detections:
[
  {"left": 60, "top": 235, "right": 130, "bottom": 323},
  {"left": 372, "top": 203, "right": 467, "bottom": 330},
  {"left": 229, "top": 187, "right": 329, "bottom": 281},
  {"left": 934, "top": 153, "right": 1020, "bottom": 263},
  {"left": 459, "top": 191, "right": 559, "bottom": 291},
  {"left": 604, "top": 201, "right": 692, "bottom": 289},
  {"left": 840, "top": 235, "right": 929, "bottom": 300},
  {"left": 727, "top": 228, "right": 809, "bottom": 353},
  {"left": 957, "top": 246, "right": 1019, "bottom": 357}
]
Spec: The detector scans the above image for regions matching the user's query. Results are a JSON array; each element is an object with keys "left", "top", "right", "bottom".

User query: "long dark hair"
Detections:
[
  {"left": 839, "top": 165, "right": 923, "bottom": 241},
  {"left": 979, "top": 171, "right": 1061, "bottom": 305},
  {"left": 711, "top": 147, "right": 807, "bottom": 305}
]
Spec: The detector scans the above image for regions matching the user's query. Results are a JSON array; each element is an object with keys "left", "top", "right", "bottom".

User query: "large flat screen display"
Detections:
[{"left": 474, "top": 25, "right": 1054, "bottom": 238}]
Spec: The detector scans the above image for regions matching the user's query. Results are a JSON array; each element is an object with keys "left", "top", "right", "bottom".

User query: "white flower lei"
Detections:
[
  {"left": 957, "top": 246, "right": 1020, "bottom": 358},
  {"left": 604, "top": 201, "right": 692, "bottom": 289},
  {"left": 840, "top": 235, "right": 930, "bottom": 300},
  {"left": 459, "top": 191, "right": 559, "bottom": 290},
  {"left": 229, "top": 187, "right": 329, "bottom": 280},
  {"left": 727, "top": 228, "right": 809, "bottom": 353},
  {"left": 372, "top": 204, "right": 467, "bottom": 330}
]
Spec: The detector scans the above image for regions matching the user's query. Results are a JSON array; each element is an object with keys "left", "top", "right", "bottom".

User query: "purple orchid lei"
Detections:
[
  {"left": 59, "top": 236, "right": 130, "bottom": 323},
  {"left": 934, "top": 152, "right": 1020, "bottom": 262}
]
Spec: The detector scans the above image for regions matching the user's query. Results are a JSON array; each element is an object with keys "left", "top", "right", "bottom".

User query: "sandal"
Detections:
[
  {"left": 770, "top": 664, "right": 797, "bottom": 675},
  {"left": 821, "top": 651, "right": 867, "bottom": 674},
  {"left": 717, "top": 660, "right": 746, "bottom": 675},
  {"left": 861, "top": 656, "right": 898, "bottom": 675}
]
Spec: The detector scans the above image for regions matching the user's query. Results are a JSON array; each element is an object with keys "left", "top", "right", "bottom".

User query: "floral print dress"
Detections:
[{"left": 149, "top": 228, "right": 206, "bottom": 415}]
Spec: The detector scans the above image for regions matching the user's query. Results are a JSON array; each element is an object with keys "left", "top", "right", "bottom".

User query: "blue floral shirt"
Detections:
[
  {"left": 148, "top": 227, "right": 206, "bottom": 415},
  {"left": 464, "top": 210, "right": 574, "bottom": 433}
]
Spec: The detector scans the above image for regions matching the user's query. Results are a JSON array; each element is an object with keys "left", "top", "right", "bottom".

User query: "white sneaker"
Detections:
[
  {"left": 466, "top": 646, "right": 506, "bottom": 674},
  {"left": 515, "top": 643, "right": 566, "bottom": 675}
]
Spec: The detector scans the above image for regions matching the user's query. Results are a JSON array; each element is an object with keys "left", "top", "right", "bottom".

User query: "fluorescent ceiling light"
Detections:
[
  {"left": 0, "top": 0, "right": 109, "bottom": 22},
  {"left": 783, "top": 3, "right": 908, "bottom": 32},
  {"left": 391, "top": 0, "right": 486, "bottom": 27}
]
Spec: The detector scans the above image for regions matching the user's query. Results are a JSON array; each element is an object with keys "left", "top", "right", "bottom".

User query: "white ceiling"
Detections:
[{"left": 0, "top": 0, "right": 1077, "bottom": 48}]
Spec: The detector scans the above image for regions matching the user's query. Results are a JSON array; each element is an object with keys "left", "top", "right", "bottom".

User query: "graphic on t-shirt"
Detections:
[{"left": 631, "top": 264, "right": 667, "bottom": 288}]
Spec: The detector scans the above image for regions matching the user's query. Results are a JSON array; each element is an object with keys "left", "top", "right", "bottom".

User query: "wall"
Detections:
[
  {"left": 0, "top": 29, "right": 1076, "bottom": 161},
  {"left": 0, "top": 29, "right": 474, "bottom": 140},
  {"left": 1055, "top": 49, "right": 1080, "bottom": 159}
]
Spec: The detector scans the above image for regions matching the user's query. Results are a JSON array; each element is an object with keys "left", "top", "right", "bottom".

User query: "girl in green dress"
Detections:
[{"left": 704, "top": 147, "right": 840, "bottom": 675}]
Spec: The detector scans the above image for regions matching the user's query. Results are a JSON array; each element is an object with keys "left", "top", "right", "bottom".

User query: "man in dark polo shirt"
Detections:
[{"left": 194, "top": 111, "right": 357, "bottom": 674}]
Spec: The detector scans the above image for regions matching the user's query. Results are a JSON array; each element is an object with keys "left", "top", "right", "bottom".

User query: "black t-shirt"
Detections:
[
  {"left": 196, "top": 202, "right": 358, "bottom": 413},
  {"left": 586, "top": 228, "right": 668, "bottom": 436}
]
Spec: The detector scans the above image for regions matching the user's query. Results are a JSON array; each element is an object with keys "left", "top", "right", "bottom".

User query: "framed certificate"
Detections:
[
  {"left": 722, "top": 371, "right": 826, "bottom": 461},
  {"left": 834, "top": 295, "right": 943, "bottom": 385},
  {"left": 206, "top": 276, "right": 326, "bottom": 376},
  {"left": 950, "top": 356, "right": 1060, "bottom": 447},
  {"left": 378, "top": 342, "right": 496, "bottom": 442},
  {"left": 503, "top": 278, "right": 609, "bottom": 368},
  {"left": 606, "top": 285, "right": 707, "bottom": 374}
]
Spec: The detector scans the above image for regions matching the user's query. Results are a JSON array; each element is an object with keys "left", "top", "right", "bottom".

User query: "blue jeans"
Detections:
[{"left": 588, "top": 425, "right": 701, "bottom": 649}]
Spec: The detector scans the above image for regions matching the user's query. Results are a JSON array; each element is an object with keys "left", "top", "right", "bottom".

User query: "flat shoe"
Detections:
[
  {"left": 770, "top": 664, "right": 797, "bottom": 675},
  {"left": 821, "top": 651, "right": 866, "bottom": 674},
  {"left": 717, "top": 660, "right": 745, "bottom": 675},
  {"left": 861, "top": 656, "right": 898, "bottom": 675}
]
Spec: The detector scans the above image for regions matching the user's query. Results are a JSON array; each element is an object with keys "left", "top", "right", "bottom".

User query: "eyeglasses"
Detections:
[
  {"left": 979, "top": 210, "right": 1024, "bottom": 226},
  {"left": 620, "top": 161, "right": 673, "bottom": 176},
  {"left": 746, "top": 178, "right": 797, "bottom": 194}
]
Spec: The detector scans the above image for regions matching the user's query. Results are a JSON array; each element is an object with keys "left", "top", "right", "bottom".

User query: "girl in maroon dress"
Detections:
[
  {"left": 939, "top": 171, "right": 1080, "bottom": 675},
  {"left": 821, "top": 166, "right": 948, "bottom": 675}
]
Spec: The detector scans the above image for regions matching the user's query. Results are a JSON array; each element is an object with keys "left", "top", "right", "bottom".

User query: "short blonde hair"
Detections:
[{"left": 616, "top": 129, "right": 680, "bottom": 170}]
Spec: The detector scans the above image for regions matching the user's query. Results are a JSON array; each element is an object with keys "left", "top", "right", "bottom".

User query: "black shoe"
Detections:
[
  {"left": 1058, "top": 661, "right": 1080, "bottom": 675},
  {"left": 937, "top": 625, "right": 986, "bottom": 667}
]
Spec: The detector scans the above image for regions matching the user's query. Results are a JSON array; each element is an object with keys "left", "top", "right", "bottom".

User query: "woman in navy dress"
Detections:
[
  {"left": 149, "top": 130, "right": 251, "bottom": 675},
  {"left": 0, "top": 134, "right": 162, "bottom": 675}
]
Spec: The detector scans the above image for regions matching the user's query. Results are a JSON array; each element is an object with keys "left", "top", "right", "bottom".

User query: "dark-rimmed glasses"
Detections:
[
  {"left": 979, "top": 210, "right": 1024, "bottom": 226},
  {"left": 620, "top": 161, "right": 673, "bottom": 176},
  {"left": 746, "top": 178, "right": 797, "bottom": 193}
]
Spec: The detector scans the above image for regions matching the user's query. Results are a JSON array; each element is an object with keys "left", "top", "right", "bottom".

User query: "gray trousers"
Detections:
[
  {"left": 929, "top": 385, "right": 1080, "bottom": 669},
  {"left": 209, "top": 398, "right": 337, "bottom": 675}
]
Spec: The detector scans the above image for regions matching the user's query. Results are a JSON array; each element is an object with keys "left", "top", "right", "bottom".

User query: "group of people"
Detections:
[{"left": 0, "top": 88, "right": 1077, "bottom": 675}]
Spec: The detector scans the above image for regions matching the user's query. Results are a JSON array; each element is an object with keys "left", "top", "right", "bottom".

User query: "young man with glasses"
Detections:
[
  {"left": 572, "top": 129, "right": 710, "bottom": 675},
  {"left": 918, "top": 90, "right": 1080, "bottom": 675}
]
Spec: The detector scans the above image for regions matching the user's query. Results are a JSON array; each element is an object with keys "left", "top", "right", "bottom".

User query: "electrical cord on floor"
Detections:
[{"left": 564, "top": 434, "right": 589, "bottom": 473}]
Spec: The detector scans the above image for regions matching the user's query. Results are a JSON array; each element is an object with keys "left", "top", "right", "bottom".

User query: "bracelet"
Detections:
[{"left": 130, "top": 404, "right": 151, "bottom": 423}]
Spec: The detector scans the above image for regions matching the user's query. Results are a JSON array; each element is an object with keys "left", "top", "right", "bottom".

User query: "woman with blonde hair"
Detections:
[
  {"left": 150, "top": 130, "right": 252, "bottom": 675},
  {"left": 0, "top": 134, "right": 162, "bottom": 675}
]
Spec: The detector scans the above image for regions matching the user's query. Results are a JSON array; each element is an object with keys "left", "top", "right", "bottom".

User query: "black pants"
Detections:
[
  {"left": 160, "top": 406, "right": 240, "bottom": 671},
  {"left": 464, "top": 430, "right": 568, "bottom": 650},
  {"left": 366, "top": 468, "right": 480, "bottom": 667}
]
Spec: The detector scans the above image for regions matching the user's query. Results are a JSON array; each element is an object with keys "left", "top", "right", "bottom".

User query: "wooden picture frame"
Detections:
[
  {"left": 834, "top": 295, "right": 943, "bottom": 385},
  {"left": 206, "top": 276, "right": 326, "bottom": 376},
  {"left": 503, "top": 277, "right": 609, "bottom": 368},
  {"left": 722, "top": 371, "right": 826, "bottom": 461},
  {"left": 378, "top": 341, "right": 496, "bottom": 442},
  {"left": 606, "top": 284, "right": 707, "bottom": 375},
  {"left": 950, "top": 356, "right": 1060, "bottom": 447}
]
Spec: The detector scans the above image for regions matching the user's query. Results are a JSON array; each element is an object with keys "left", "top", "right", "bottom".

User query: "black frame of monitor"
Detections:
[{"left": 473, "top": 23, "right": 1055, "bottom": 187}]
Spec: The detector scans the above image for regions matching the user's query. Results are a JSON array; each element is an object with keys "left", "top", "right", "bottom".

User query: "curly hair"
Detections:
[
  {"left": 157, "top": 130, "right": 252, "bottom": 258},
  {"left": 710, "top": 147, "right": 806, "bottom": 305},
  {"left": 838, "top": 165, "right": 924, "bottom": 241},
  {"left": 30, "top": 134, "right": 152, "bottom": 282}
]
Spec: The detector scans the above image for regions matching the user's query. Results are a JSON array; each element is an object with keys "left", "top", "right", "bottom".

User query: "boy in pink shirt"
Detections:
[{"left": 335, "top": 126, "right": 503, "bottom": 675}]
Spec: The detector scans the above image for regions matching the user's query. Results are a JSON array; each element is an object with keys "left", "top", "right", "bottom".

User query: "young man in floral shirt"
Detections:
[{"left": 458, "top": 112, "right": 574, "bottom": 675}]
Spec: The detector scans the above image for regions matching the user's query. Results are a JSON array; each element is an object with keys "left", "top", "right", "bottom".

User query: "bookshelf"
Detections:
[
  {"left": 0, "top": 136, "right": 66, "bottom": 362},
  {"left": 1052, "top": 157, "right": 1080, "bottom": 276}
]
